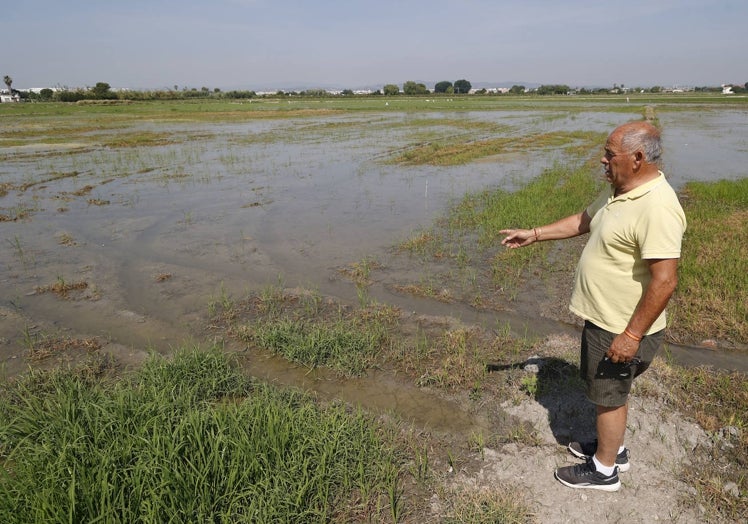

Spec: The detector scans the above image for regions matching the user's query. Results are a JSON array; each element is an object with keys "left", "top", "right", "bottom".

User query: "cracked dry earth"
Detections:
[{"left": 448, "top": 335, "right": 711, "bottom": 523}]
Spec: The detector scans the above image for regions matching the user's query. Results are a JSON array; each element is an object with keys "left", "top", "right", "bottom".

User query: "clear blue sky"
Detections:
[{"left": 4, "top": 0, "right": 746, "bottom": 90}]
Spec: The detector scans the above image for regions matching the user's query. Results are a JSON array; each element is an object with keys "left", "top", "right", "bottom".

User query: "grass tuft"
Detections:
[
  {"left": 0, "top": 348, "right": 400, "bottom": 523},
  {"left": 440, "top": 486, "right": 535, "bottom": 523}
]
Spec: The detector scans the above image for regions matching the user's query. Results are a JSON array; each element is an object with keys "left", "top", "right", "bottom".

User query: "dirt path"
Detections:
[{"left": 443, "top": 334, "right": 711, "bottom": 523}]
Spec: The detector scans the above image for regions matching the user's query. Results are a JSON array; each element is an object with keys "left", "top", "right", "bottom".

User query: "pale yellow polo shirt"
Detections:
[{"left": 569, "top": 172, "right": 686, "bottom": 334}]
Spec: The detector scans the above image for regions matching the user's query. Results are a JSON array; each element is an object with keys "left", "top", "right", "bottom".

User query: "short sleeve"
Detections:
[{"left": 638, "top": 198, "right": 687, "bottom": 259}]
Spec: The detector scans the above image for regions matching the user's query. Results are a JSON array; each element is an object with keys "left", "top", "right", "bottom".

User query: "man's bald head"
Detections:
[{"left": 612, "top": 121, "right": 662, "bottom": 164}]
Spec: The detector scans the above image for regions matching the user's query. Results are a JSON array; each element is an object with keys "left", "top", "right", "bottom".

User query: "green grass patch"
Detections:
[
  {"left": 248, "top": 316, "right": 387, "bottom": 377},
  {"left": 398, "top": 163, "right": 603, "bottom": 296},
  {"left": 670, "top": 178, "right": 748, "bottom": 345},
  {"left": 391, "top": 130, "right": 604, "bottom": 166},
  {"left": 0, "top": 348, "right": 400, "bottom": 523},
  {"left": 223, "top": 286, "right": 398, "bottom": 377},
  {"left": 215, "top": 287, "right": 536, "bottom": 399}
]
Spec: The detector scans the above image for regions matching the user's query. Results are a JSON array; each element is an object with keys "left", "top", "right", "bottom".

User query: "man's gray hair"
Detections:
[{"left": 621, "top": 125, "right": 662, "bottom": 164}]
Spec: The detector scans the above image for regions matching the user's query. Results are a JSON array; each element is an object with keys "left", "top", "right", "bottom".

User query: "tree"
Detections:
[
  {"left": 536, "top": 84, "right": 571, "bottom": 95},
  {"left": 403, "top": 81, "right": 428, "bottom": 95},
  {"left": 40, "top": 88, "right": 54, "bottom": 100},
  {"left": 57, "top": 89, "right": 87, "bottom": 102},
  {"left": 453, "top": 79, "right": 471, "bottom": 94},
  {"left": 434, "top": 81, "right": 453, "bottom": 93},
  {"left": 3, "top": 75, "right": 12, "bottom": 93},
  {"left": 91, "top": 82, "right": 114, "bottom": 99},
  {"left": 508, "top": 85, "right": 525, "bottom": 95},
  {"left": 383, "top": 84, "right": 399, "bottom": 96}
]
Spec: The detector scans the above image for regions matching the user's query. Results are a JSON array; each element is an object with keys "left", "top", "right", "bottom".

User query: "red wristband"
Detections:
[{"left": 623, "top": 328, "right": 642, "bottom": 342}]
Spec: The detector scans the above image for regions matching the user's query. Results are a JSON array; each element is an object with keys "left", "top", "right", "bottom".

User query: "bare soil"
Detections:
[{"left": 437, "top": 334, "right": 712, "bottom": 523}]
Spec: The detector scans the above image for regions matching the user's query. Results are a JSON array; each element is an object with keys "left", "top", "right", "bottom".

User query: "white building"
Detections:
[{"left": 0, "top": 89, "right": 21, "bottom": 103}]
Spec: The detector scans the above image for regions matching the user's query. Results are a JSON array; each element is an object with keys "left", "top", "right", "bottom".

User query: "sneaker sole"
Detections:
[
  {"left": 554, "top": 470, "right": 621, "bottom": 492},
  {"left": 567, "top": 445, "right": 630, "bottom": 473}
]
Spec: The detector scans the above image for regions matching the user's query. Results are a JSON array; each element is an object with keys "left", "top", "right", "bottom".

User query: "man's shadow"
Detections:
[{"left": 487, "top": 357, "right": 596, "bottom": 445}]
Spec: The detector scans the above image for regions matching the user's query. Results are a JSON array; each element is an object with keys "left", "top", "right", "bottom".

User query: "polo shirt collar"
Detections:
[{"left": 610, "top": 171, "right": 666, "bottom": 201}]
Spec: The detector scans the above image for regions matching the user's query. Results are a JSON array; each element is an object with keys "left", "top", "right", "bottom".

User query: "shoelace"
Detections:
[{"left": 574, "top": 458, "right": 597, "bottom": 477}]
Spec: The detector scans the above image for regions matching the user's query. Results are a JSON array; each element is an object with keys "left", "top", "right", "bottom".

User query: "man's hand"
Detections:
[
  {"left": 606, "top": 334, "right": 639, "bottom": 363},
  {"left": 500, "top": 229, "right": 536, "bottom": 248},
  {"left": 499, "top": 211, "right": 591, "bottom": 249},
  {"left": 606, "top": 258, "right": 679, "bottom": 364}
]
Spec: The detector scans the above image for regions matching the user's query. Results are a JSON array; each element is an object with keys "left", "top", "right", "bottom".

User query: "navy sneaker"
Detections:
[
  {"left": 568, "top": 440, "right": 630, "bottom": 472},
  {"left": 554, "top": 458, "right": 621, "bottom": 492}
]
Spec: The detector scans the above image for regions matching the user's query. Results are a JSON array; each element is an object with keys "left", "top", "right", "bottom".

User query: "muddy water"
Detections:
[{"left": 1, "top": 106, "right": 747, "bottom": 431}]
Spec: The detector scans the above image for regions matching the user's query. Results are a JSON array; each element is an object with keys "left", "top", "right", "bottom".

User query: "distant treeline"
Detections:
[{"left": 15, "top": 80, "right": 747, "bottom": 102}]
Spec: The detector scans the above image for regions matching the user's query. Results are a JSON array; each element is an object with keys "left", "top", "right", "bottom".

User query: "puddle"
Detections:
[{"left": 2, "top": 107, "right": 747, "bottom": 416}]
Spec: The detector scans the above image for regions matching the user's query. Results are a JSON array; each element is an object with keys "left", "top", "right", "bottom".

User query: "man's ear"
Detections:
[{"left": 632, "top": 150, "right": 644, "bottom": 169}]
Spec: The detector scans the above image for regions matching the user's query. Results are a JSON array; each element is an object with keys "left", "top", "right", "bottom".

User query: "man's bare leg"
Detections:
[{"left": 595, "top": 402, "right": 628, "bottom": 467}]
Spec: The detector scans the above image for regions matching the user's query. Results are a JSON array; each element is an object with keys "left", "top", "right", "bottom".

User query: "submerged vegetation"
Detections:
[{"left": 391, "top": 130, "right": 603, "bottom": 166}]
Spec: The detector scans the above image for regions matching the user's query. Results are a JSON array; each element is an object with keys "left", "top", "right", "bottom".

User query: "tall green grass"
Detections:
[
  {"left": 416, "top": 163, "right": 603, "bottom": 290},
  {"left": 450, "top": 163, "right": 602, "bottom": 246},
  {"left": 671, "top": 178, "right": 748, "bottom": 344},
  {"left": 249, "top": 317, "right": 387, "bottom": 377},
  {"left": 0, "top": 349, "right": 399, "bottom": 523}
]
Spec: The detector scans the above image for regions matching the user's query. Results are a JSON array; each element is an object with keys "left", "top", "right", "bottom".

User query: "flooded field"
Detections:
[{"left": 1, "top": 100, "right": 747, "bottom": 417}]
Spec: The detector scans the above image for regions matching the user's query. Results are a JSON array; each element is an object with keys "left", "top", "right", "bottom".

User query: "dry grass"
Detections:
[
  {"left": 0, "top": 208, "right": 31, "bottom": 222},
  {"left": 71, "top": 185, "right": 94, "bottom": 196},
  {"left": 643, "top": 362, "right": 748, "bottom": 520},
  {"left": 337, "top": 257, "right": 383, "bottom": 287},
  {"left": 56, "top": 233, "right": 77, "bottom": 246},
  {"left": 391, "top": 283, "right": 454, "bottom": 303},
  {"left": 35, "top": 278, "right": 89, "bottom": 299},
  {"left": 26, "top": 336, "right": 102, "bottom": 362}
]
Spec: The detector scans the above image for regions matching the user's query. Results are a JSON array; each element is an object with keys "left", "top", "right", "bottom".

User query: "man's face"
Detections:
[{"left": 601, "top": 132, "right": 636, "bottom": 189}]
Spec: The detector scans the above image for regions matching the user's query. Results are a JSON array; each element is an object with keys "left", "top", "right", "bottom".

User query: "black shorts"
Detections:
[{"left": 580, "top": 321, "right": 663, "bottom": 407}]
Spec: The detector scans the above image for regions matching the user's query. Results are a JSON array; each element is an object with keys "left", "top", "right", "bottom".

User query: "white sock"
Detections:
[
  {"left": 618, "top": 445, "right": 626, "bottom": 454},
  {"left": 592, "top": 454, "right": 616, "bottom": 476}
]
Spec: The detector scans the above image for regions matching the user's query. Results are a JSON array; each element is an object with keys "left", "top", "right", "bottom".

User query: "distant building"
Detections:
[
  {"left": 722, "top": 85, "right": 734, "bottom": 95},
  {"left": 0, "top": 89, "right": 21, "bottom": 103}
]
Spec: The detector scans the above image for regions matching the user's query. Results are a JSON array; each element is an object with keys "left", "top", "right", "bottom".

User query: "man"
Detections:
[{"left": 500, "top": 121, "right": 686, "bottom": 491}]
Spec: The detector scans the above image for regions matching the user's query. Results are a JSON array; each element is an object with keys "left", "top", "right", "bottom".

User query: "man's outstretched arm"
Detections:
[{"left": 500, "top": 211, "right": 591, "bottom": 249}]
